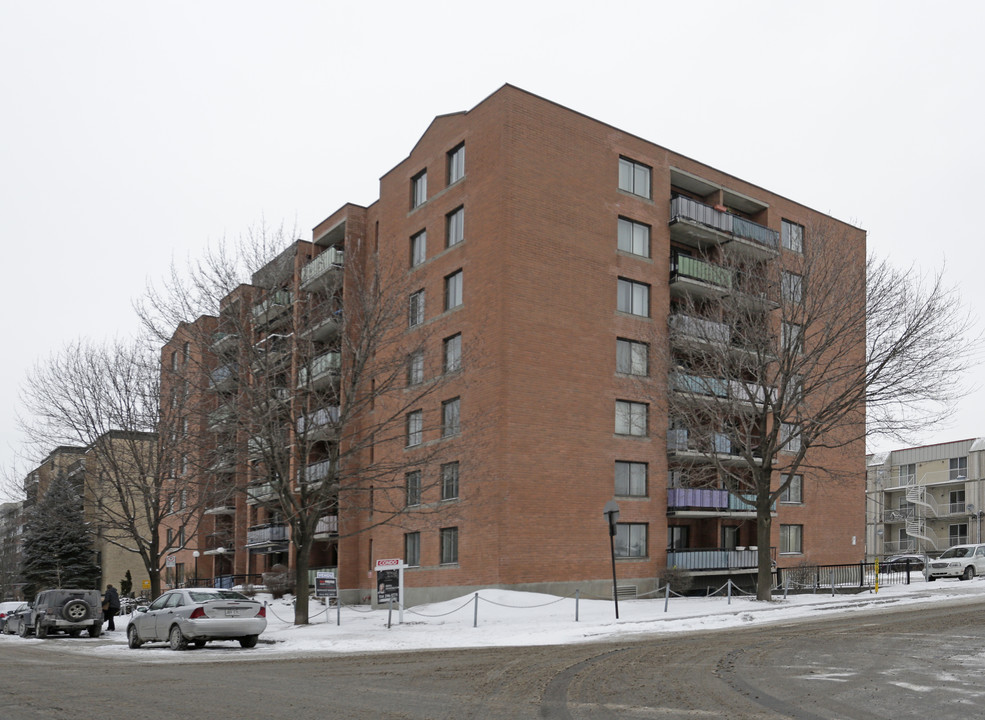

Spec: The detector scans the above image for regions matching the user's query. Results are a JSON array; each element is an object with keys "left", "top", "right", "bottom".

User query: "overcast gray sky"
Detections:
[{"left": 2, "top": 1, "right": 983, "bottom": 498}]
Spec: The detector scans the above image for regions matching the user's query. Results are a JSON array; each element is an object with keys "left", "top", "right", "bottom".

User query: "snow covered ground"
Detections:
[{"left": 4, "top": 576, "right": 983, "bottom": 662}]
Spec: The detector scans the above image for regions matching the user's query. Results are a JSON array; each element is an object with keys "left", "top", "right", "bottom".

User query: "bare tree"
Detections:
[
  {"left": 654, "top": 218, "right": 976, "bottom": 600},
  {"left": 140, "top": 225, "right": 478, "bottom": 623},
  {"left": 18, "top": 338, "right": 199, "bottom": 599}
]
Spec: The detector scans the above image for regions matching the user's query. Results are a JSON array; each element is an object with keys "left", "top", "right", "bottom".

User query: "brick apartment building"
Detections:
[{"left": 165, "top": 85, "right": 866, "bottom": 604}]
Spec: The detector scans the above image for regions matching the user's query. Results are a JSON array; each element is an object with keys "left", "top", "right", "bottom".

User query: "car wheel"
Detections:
[
  {"left": 168, "top": 625, "right": 188, "bottom": 651},
  {"left": 127, "top": 626, "right": 142, "bottom": 649},
  {"left": 963, "top": 566, "right": 975, "bottom": 581},
  {"left": 239, "top": 635, "right": 258, "bottom": 649},
  {"left": 193, "top": 639, "right": 207, "bottom": 649},
  {"left": 62, "top": 600, "right": 89, "bottom": 622},
  {"left": 17, "top": 622, "right": 30, "bottom": 638},
  {"left": 88, "top": 624, "right": 101, "bottom": 638},
  {"left": 36, "top": 623, "right": 48, "bottom": 639}
]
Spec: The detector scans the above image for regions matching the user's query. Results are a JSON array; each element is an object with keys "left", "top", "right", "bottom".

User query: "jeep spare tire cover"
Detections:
[{"left": 62, "top": 599, "right": 90, "bottom": 622}]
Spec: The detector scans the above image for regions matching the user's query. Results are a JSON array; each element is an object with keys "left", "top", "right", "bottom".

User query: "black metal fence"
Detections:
[{"left": 774, "top": 560, "right": 922, "bottom": 593}]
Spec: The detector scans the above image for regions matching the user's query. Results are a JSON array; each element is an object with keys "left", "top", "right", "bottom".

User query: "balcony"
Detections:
[
  {"left": 669, "top": 196, "right": 779, "bottom": 260},
  {"left": 670, "top": 254, "right": 732, "bottom": 299},
  {"left": 671, "top": 372, "right": 729, "bottom": 399},
  {"left": 301, "top": 247, "right": 344, "bottom": 293},
  {"left": 296, "top": 406, "right": 340, "bottom": 441},
  {"left": 209, "top": 365, "right": 237, "bottom": 392},
  {"left": 252, "top": 290, "right": 293, "bottom": 327},
  {"left": 207, "top": 404, "right": 236, "bottom": 431},
  {"left": 314, "top": 514, "right": 339, "bottom": 541},
  {"left": 667, "top": 428, "right": 762, "bottom": 466},
  {"left": 211, "top": 332, "right": 239, "bottom": 355},
  {"left": 209, "top": 448, "right": 236, "bottom": 474},
  {"left": 667, "top": 546, "right": 776, "bottom": 572},
  {"left": 669, "top": 314, "right": 730, "bottom": 346},
  {"left": 298, "top": 351, "right": 341, "bottom": 390},
  {"left": 245, "top": 523, "right": 289, "bottom": 551},
  {"left": 252, "top": 333, "right": 292, "bottom": 372},
  {"left": 666, "top": 488, "right": 772, "bottom": 516},
  {"left": 299, "top": 458, "right": 336, "bottom": 491},
  {"left": 202, "top": 532, "right": 234, "bottom": 554},
  {"left": 203, "top": 487, "right": 237, "bottom": 516},
  {"left": 304, "top": 308, "right": 342, "bottom": 343},
  {"left": 246, "top": 481, "right": 279, "bottom": 505}
]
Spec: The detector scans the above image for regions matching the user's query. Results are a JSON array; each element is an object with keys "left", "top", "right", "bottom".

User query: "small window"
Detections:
[
  {"left": 445, "top": 270, "right": 463, "bottom": 310},
  {"left": 440, "top": 527, "right": 459, "bottom": 564},
  {"left": 617, "top": 278, "right": 649, "bottom": 317},
  {"left": 780, "top": 524, "right": 803, "bottom": 554},
  {"left": 782, "top": 321, "right": 803, "bottom": 355},
  {"left": 441, "top": 461, "right": 459, "bottom": 500},
  {"left": 780, "top": 422, "right": 802, "bottom": 453},
  {"left": 170, "top": 351, "right": 178, "bottom": 371},
  {"left": 443, "top": 333, "right": 462, "bottom": 373},
  {"left": 780, "top": 474, "right": 803, "bottom": 503},
  {"left": 409, "top": 290, "right": 425, "bottom": 327},
  {"left": 442, "top": 397, "right": 460, "bottom": 437},
  {"left": 782, "top": 271, "right": 803, "bottom": 304},
  {"left": 446, "top": 207, "right": 464, "bottom": 247},
  {"left": 616, "top": 338, "right": 648, "bottom": 376},
  {"left": 405, "top": 471, "right": 422, "bottom": 507},
  {"left": 723, "top": 526, "right": 739, "bottom": 549},
  {"left": 615, "top": 400, "right": 648, "bottom": 437},
  {"left": 410, "top": 230, "right": 427, "bottom": 267},
  {"left": 782, "top": 219, "right": 804, "bottom": 253},
  {"left": 405, "top": 532, "right": 421, "bottom": 567},
  {"left": 618, "top": 157, "right": 651, "bottom": 198},
  {"left": 615, "top": 523, "right": 647, "bottom": 558},
  {"left": 411, "top": 170, "right": 427, "bottom": 208},
  {"left": 668, "top": 525, "right": 689, "bottom": 550},
  {"left": 406, "top": 410, "right": 423, "bottom": 447},
  {"left": 949, "top": 524, "right": 968, "bottom": 546},
  {"left": 447, "top": 143, "right": 465, "bottom": 185},
  {"left": 182, "top": 342, "right": 190, "bottom": 362},
  {"left": 615, "top": 461, "right": 647, "bottom": 497},
  {"left": 617, "top": 218, "right": 650, "bottom": 258},
  {"left": 407, "top": 351, "right": 424, "bottom": 385},
  {"left": 950, "top": 456, "right": 968, "bottom": 481}
]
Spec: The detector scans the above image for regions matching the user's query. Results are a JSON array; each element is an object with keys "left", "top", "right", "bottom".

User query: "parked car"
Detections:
[
  {"left": 126, "top": 588, "right": 266, "bottom": 651},
  {"left": 0, "top": 601, "right": 25, "bottom": 632},
  {"left": 926, "top": 544, "right": 985, "bottom": 581},
  {"left": 1, "top": 603, "right": 31, "bottom": 635},
  {"left": 884, "top": 554, "right": 926, "bottom": 572},
  {"left": 22, "top": 589, "right": 103, "bottom": 638}
]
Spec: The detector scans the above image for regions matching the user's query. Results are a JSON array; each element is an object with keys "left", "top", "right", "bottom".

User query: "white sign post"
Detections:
[{"left": 375, "top": 558, "right": 405, "bottom": 624}]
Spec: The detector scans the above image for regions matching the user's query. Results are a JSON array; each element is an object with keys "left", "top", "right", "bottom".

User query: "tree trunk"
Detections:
[
  {"left": 293, "top": 541, "right": 310, "bottom": 624},
  {"left": 756, "top": 500, "right": 773, "bottom": 601}
]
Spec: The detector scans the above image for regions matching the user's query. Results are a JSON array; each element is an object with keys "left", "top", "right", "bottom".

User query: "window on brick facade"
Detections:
[
  {"left": 615, "top": 461, "right": 647, "bottom": 497},
  {"left": 443, "top": 333, "right": 462, "bottom": 373},
  {"left": 407, "top": 351, "right": 424, "bottom": 385},
  {"left": 616, "top": 338, "right": 648, "bottom": 376},
  {"left": 615, "top": 400, "right": 647, "bottom": 436},
  {"left": 411, "top": 230, "right": 427, "bottom": 267},
  {"left": 445, "top": 270, "right": 463, "bottom": 310},
  {"left": 405, "top": 532, "right": 421, "bottom": 567},
  {"left": 780, "top": 474, "right": 803, "bottom": 503},
  {"left": 782, "top": 321, "right": 803, "bottom": 355},
  {"left": 782, "top": 271, "right": 803, "bottom": 304},
  {"left": 441, "top": 461, "right": 459, "bottom": 500},
  {"left": 411, "top": 170, "right": 427, "bottom": 208},
  {"left": 406, "top": 471, "right": 422, "bottom": 507},
  {"left": 615, "top": 523, "right": 647, "bottom": 558},
  {"left": 406, "top": 410, "right": 423, "bottom": 447},
  {"left": 780, "top": 524, "right": 803, "bottom": 554},
  {"left": 442, "top": 397, "right": 460, "bottom": 437},
  {"left": 618, "top": 157, "right": 651, "bottom": 198},
  {"left": 440, "top": 527, "right": 459, "bottom": 564},
  {"left": 782, "top": 219, "right": 804, "bottom": 253},
  {"left": 447, "top": 206, "right": 464, "bottom": 247},
  {"left": 617, "top": 278, "right": 649, "bottom": 317},
  {"left": 780, "top": 423, "right": 801, "bottom": 453},
  {"left": 617, "top": 217, "right": 650, "bottom": 258},
  {"left": 409, "top": 290, "right": 425, "bottom": 327},
  {"left": 447, "top": 143, "right": 465, "bottom": 185}
]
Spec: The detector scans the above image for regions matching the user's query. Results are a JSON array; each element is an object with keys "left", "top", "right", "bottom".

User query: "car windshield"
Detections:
[
  {"left": 941, "top": 547, "right": 973, "bottom": 558},
  {"left": 188, "top": 590, "right": 249, "bottom": 602}
]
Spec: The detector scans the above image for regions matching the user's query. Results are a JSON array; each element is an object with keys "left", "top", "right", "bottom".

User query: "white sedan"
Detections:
[{"left": 126, "top": 588, "right": 267, "bottom": 651}]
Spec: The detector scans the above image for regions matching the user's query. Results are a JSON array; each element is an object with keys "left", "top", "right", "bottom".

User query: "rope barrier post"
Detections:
[
  {"left": 575, "top": 589, "right": 579, "bottom": 622},
  {"left": 473, "top": 592, "right": 479, "bottom": 628},
  {"left": 664, "top": 582, "right": 670, "bottom": 613},
  {"left": 337, "top": 597, "right": 341, "bottom": 626},
  {"left": 727, "top": 578, "right": 732, "bottom": 605},
  {"left": 830, "top": 569, "right": 835, "bottom": 597},
  {"left": 784, "top": 574, "right": 789, "bottom": 600},
  {"left": 388, "top": 597, "right": 393, "bottom": 629}
]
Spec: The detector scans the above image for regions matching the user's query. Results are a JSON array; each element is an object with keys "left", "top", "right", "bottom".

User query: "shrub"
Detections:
[{"left": 660, "top": 565, "right": 694, "bottom": 595}]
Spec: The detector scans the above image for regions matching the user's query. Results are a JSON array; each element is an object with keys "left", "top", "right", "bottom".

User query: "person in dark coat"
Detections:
[{"left": 103, "top": 584, "right": 120, "bottom": 631}]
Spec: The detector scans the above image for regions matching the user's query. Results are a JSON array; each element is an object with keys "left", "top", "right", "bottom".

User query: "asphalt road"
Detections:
[{"left": 2, "top": 595, "right": 984, "bottom": 719}]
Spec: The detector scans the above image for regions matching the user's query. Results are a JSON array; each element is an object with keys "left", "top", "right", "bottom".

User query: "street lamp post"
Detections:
[
  {"left": 603, "top": 499, "right": 620, "bottom": 619},
  {"left": 214, "top": 547, "right": 225, "bottom": 589},
  {"left": 192, "top": 550, "right": 200, "bottom": 586}
]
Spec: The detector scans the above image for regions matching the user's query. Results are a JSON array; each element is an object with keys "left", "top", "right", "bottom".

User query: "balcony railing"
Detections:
[
  {"left": 667, "top": 428, "right": 732, "bottom": 454},
  {"left": 301, "top": 247, "right": 344, "bottom": 290},
  {"left": 300, "top": 459, "right": 336, "bottom": 486},
  {"left": 670, "top": 196, "right": 779, "bottom": 251},
  {"left": 246, "top": 523, "right": 289, "bottom": 546},
  {"left": 666, "top": 546, "right": 776, "bottom": 571},
  {"left": 246, "top": 481, "right": 279, "bottom": 504},
  {"left": 298, "top": 351, "right": 341, "bottom": 388},
  {"left": 668, "top": 314, "right": 731, "bottom": 345},
  {"left": 297, "top": 406, "right": 340, "bottom": 435},
  {"left": 666, "top": 489, "right": 773, "bottom": 513},
  {"left": 252, "top": 290, "right": 293, "bottom": 325},
  {"left": 671, "top": 372, "right": 729, "bottom": 398},
  {"left": 671, "top": 254, "right": 732, "bottom": 290},
  {"left": 209, "top": 365, "right": 236, "bottom": 391},
  {"left": 314, "top": 515, "right": 339, "bottom": 538}
]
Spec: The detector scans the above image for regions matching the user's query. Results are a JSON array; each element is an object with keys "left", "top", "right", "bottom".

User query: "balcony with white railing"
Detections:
[
  {"left": 667, "top": 428, "right": 762, "bottom": 466},
  {"left": 298, "top": 351, "right": 341, "bottom": 389},
  {"left": 669, "top": 314, "right": 731, "bottom": 346},
  {"left": 245, "top": 523, "right": 289, "bottom": 549},
  {"left": 669, "top": 195, "right": 779, "bottom": 259},
  {"left": 210, "top": 331, "right": 239, "bottom": 355},
  {"left": 296, "top": 406, "right": 340, "bottom": 440},
  {"left": 299, "top": 458, "right": 336, "bottom": 490},
  {"left": 246, "top": 481, "right": 279, "bottom": 505},
  {"left": 314, "top": 514, "right": 339, "bottom": 540},
  {"left": 300, "top": 247, "right": 344, "bottom": 293},
  {"left": 252, "top": 290, "right": 293, "bottom": 326}
]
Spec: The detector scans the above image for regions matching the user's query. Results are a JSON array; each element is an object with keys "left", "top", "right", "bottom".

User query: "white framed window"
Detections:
[
  {"left": 443, "top": 333, "right": 462, "bottom": 373},
  {"left": 618, "top": 157, "right": 651, "bottom": 198},
  {"left": 897, "top": 463, "right": 916, "bottom": 485},
  {"left": 615, "top": 523, "right": 647, "bottom": 558},
  {"left": 405, "top": 471, "right": 422, "bottom": 507},
  {"left": 411, "top": 230, "right": 427, "bottom": 267},
  {"left": 405, "top": 532, "right": 421, "bottom": 567},
  {"left": 445, "top": 270, "right": 463, "bottom": 310},
  {"left": 782, "top": 219, "right": 804, "bottom": 253},
  {"left": 617, "top": 278, "right": 649, "bottom": 317},
  {"left": 615, "top": 400, "right": 648, "bottom": 437},
  {"left": 442, "top": 397, "right": 460, "bottom": 437},
  {"left": 447, "top": 143, "right": 465, "bottom": 185},
  {"left": 780, "top": 524, "right": 803, "bottom": 554},
  {"left": 950, "top": 456, "right": 968, "bottom": 481},
  {"left": 441, "top": 461, "right": 459, "bottom": 500},
  {"left": 440, "top": 527, "right": 459, "bottom": 564},
  {"left": 406, "top": 410, "right": 423, "bottom": 447},
  {"left": 411, "top": 170, "right": 427, "bottom": 208},
  {"left": 409, "top": 290, "right": 425, "bottom": 327},
  {"left": 949, "top": 523, "right": 969, "bottom": 545},
  {"left": 616, "top": 338, "right": 648, "bottom": 376},
  {"left": 447, "top": 206, "right": 464, "bottom": 247},
  {"left": 780, "top": 474, "right": 803, "bottom": 503},
  {"left": 782, "top": 321, "right": 803, "bottom": 355},
  {"left": 615, "top": 461, "right": 647, "bottom": 497},
  {"left": 780, "top": 422, "right": 802, "bottom": 453},
  {"left": 407, "top": 351, "right": 424, "bottom": 385},
  {"left": 782, "top": 271, "right": 803, "bottom": 304},
  {"left": 617, "top": 217, "right": 650, "bottom": 258}
]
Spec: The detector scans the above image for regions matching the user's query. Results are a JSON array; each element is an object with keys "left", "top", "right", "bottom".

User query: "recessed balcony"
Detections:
[
  {"left": 670, "top": 254, "right": 732, "bottom": 300},
  {"left": 211, "top": 332, "right": 239, "bottom": 355},
  {"left": 246, "top": 481, "right": 279, "bottom": 505},
  {"left": 300, "top": 247, "right": 344, "bottom": 293},
  {"left": 252, "top": 290, "right": 293, "bottom": 327},
  {"left": 298, "top": 458, "right": 336, "bottom": 492},
  {"left": 314, "top": 514, "right": 339, "bottom": 541},
  {"left": 245, "top": 523, "right": 289, "bottom": 551},
  {"left": 296, "top": 406, "right": 340, "bottom": 441},
  {"left": 667, "top": 428, "right": 762, "bottom": 466},
  {"left": 669, "top": 196, "right": 779, "bottom": 260},
  {"left": 666, "top": 488, "right": 774, "bottom": 517},
  {"left": 298, "top": 351, "right": 341, "bottom": 390}
]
